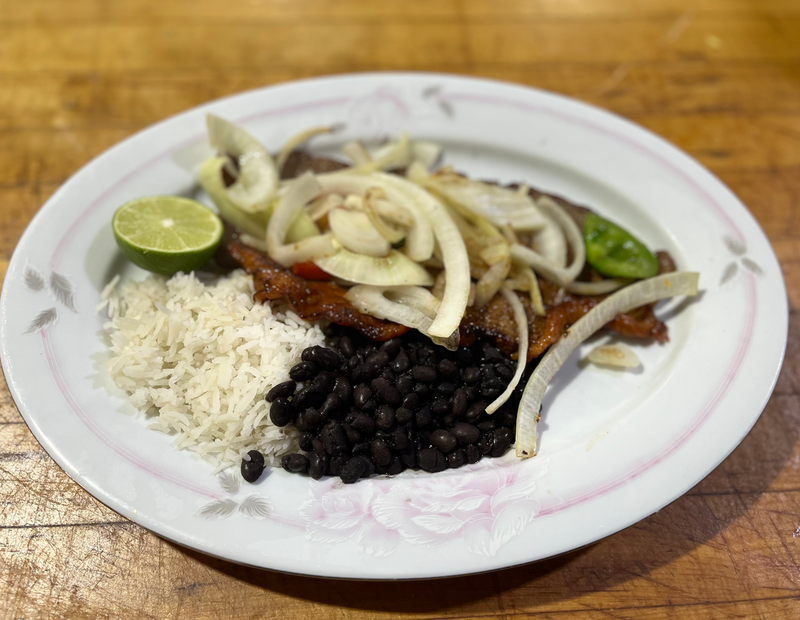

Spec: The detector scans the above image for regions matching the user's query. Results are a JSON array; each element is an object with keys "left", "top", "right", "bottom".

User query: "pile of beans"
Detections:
[{"left": 246, "top": 328, "right": 523, "bottom": 484}]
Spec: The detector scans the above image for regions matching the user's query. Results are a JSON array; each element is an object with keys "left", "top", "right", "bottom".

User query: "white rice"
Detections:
[{"left": 103, "top": 270, "right": 325, "bottom": 470}]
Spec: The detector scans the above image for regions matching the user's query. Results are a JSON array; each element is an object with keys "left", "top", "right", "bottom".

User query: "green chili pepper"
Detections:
[{"left": 584, "top": 212, "right": 659, "bottom": 279}]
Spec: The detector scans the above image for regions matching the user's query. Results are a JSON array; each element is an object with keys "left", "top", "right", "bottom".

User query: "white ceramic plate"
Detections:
[{"left": 0, "top": 73, "right": 787, "bottom": 579}]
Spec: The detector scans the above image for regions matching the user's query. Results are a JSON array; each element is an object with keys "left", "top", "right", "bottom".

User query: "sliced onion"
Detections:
[
  {"left": 516, "top": 271, "right": 700, "bottom": 458},
  {"left": 474, "top": 255, "right": 511, "bottom": 309},
  {"left": 420, "top": 167, "right": 545, "bottom": 231},
  {"left": 206, "top": 114, "right": 278, "bottom": 213},
  {"left": 346, "top": 285, "right": 435, "bottom": 332},
  {"left": 514, "top": 263, "right": 545, "bottom": 317},
  {"left": 531, "top": 207, "right": 568, "bottom": 268},
  {"left": 276, "top": 125, "right": 340, "bottom": 172},
  {"left": 566, "top": 278, "right": 632, "bottom": 295},
  {"left": 265, "top": 172, "right": 336, "bottom": 267},
  {"left": 315, "top": 249, "right": 434, "bottom": 286},
  {"left": 364, "top": 188, "right": 405, "bottom": 244},
  {"left": 586, "top": 343, "right": 641, "bottom": 369},
  {"left": 354, "top": 134, "right": 412, "bottom": 173},
  {"left": 199, "top": 156, "right": 270, "bottom": 237},
  {"left": 328, "top": 208, "right": 390, "bottom": 257},
  {"left": 374, "top": 197, "right": 414, "bottom": 228},
  {"left": 316, "top": 172, "right": 435, "bottom": 262},
  {"left": 411, "top": 141, "right": 442, "bottom": 169},
  {"left": 342, "top": 140, "right": 372, "bottom": 166},
  {"left": 286, "top": 209, "right": 321, "bottom": 243},
  {"left": 378, "top": 173, "right": 470, "bottom": 339},
  {"left": 306, "top": 193, "right": 344, "bottom": 221},
  {"left": 486, "top": 287, "right": 528, "bottom": 414}
]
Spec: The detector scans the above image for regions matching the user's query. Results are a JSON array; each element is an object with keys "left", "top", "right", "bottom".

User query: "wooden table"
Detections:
[{"left": 2, "top": 0, "right": 800, "bottom": 617}]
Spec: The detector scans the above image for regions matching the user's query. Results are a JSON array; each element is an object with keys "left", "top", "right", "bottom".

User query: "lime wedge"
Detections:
[{"left": 112, "top": 196, "right": 224, "bottom": 275}]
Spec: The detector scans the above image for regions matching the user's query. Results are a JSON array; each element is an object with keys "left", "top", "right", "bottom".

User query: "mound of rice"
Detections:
[{"left": 102, "top": 270, "right": 324, "bottom": 469}]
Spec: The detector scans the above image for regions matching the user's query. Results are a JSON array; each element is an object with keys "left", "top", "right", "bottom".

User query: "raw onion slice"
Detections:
[
  {"left": 328, "top": 208, "right": 391, "bottom": 257},
  {"left": 346, "top": 285, "right": 438, "bottom": 332},
  {"left": 276, "top": 125, "right": 340, "bottom": 172},
  {"left": 486, "top": 286, "right": 529, "bottom": 414},
  {"left": 566, "top": 278, "right": 632, "bottom": 295},
  {"left": 516, "top": 271, "right": 700, "bottom": 458},
  {"left": 206, "top": 114, "right": 278, "bottom": 213},
  {"left": 199, "top": 156, "right": 270, "bottom": 237},
  {"left": 474, "top": 255, "right": 511, "bottom": 309},
  {"left": 342, "top": 140, "right": 372, "bottom": 166},
  {"left": 316, "top": 172, "right": 435, "bottom": 262},
  {"left": 315, "top": 249, "right": 434, "bottom": 287},
  {"left": 531, "top": 207, "right": 568, "bottom": 268},
  {"left": 586, "top": 343, "right": 640, "bottom": 369},
  {"left": 306, "top": 193, "right": 344, "bottom": 221},
  {"left": 265, "top": 172, "right": 336, "bottom": 267},
  {"left": 364, "top": 188, "right": 405, "bottom": 244}
]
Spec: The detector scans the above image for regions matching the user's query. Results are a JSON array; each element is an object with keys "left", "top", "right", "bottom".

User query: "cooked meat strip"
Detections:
[
  {"left": 222, "top": 150, "right": 673, "bottom": 359},
  {"left": 215, "top": 229, "right": 410, "bottom": 341}
]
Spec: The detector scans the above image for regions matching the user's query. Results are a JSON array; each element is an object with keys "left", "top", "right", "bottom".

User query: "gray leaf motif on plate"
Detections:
[
  {"left": 198, "top": 499, "right": 238, "bottom": 519},
  {"left": 25, "top": 307, "right": 58, "bottom": 333},
  {"left": 238, "top": 495, "right": 272, "bottom": 519},
  {"left": 720, "top": 236, "right": 762, "bottom": 285},
  {"left": 23, "top": 265, "right": 46, "bottom": 292},
  {"left": 218, "top": 470, "right": 241, "bottom": 495},
  {"left": 49, "top": 272, "right": 77, "bottom": 311}
]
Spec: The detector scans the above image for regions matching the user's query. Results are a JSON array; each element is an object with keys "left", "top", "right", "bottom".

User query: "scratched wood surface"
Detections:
[{"left": 2, "top": 0, "right": 800, "bottom": 617}]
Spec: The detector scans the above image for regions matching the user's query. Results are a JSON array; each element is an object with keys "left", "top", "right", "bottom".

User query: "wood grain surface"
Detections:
[{"left": 2, "top": 0, "right": 800, "bottom": 617}]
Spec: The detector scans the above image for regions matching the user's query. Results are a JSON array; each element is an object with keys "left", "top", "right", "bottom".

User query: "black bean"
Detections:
[
  {"left": 371, "top": 439, "right": 392, "bottom": 466},
  {"left": 350, "top": 412, "right": 376, "bottom": 435},
  {"left": 388, "top": 428, "right": 409, "bottom": 451},
  {"left": 241, "top": 450, "right": 265, "bottom": 483},
  {"left": 338, "top": 335, "right": 355, "bottom": 358},
  {"left": 401, "top": 444, "right": 417, "bottom": 469},
  {"left": 495, "top": 407, "right": 516, "bottom": 428},
  {"left": 464, "top": 386, "right": 479, "bottom": 401},
  {"left": 454, "top": 347, "right": 474, "bottom": 368},
  {"left": 299, "top": 432, "right": 315, "bottom": 452},
  {"left": 416, "top": 429, "right": 431, "bottom": 448},
  {"left": 333, "top": 376, "right": 352, "bottom": 403},
  {"left": 269, "top": 397, "right": 294, "bottom": 427},
  {"left": 340, "top": 457, "right": 369, "bottom": 484},
  {"left": 395, "top": 407, "right": 413, "bottom": 425},
  {"left": 417, "top": 448, "right": 443, "bottom": 472},
  {"left": 412, "top": 365, "right": 437, "bottom": 383},
  {"left": 354, "top": 385, "right": 373, "bottom": 409},
  {"left": 289, "top": 361, "right": 317, "bottom": 382},
  {"left": 437, "top": 359, "right": 459, "bottom": 381},
  {"left": 318, "top": 393, "right": 342, "bottom": 419},
  {"left": 462, "top": 366, "right": 481, "bottom": 385},
  {"left": 446, "top": 448, "right": 465, "bottom": 469},
  {"left": 482, "top": 344, "right": 504, "bottom": 361},
  {"left": 361, "top": 458, "right": 376, "bottom": 478},
  {"left": 431, "top": 398, "right": 450, "bottom": 417},
  {"left": 387, "top": 456, "right": 404, "bottom": 476},
  {"left": 375, "top": 405, "right": 396, "bottom": 431},
  {"left": 313, "top": 371, "right": 337, "bottom": 393},
  {"left": 481, "top": 386, "right": 503, "bottom": 399},
  {"left": 401, "top": 393, "right": 420, "bottom": 411},
  {"left": 296, "top": 408, "right": 326, "bottom": 431},
  {"left": 350, "top": 364, "right": 364, "bottom": 383},
  {"left": 351, "top": 440, "right": 371, "bottom": 455},
  {"left": 452, "top": 422, "right": 481, "bottom": 445},
  {"left": 360, "top": 396, "right": 378, "bottom": 413},
  {"left": 381, "top": 367, "right": 396, "bottom": 382},
  {"left": 265, "top": 380, "right": 296, "bottom": 402},
  {"left": 328, "top": 455, "right": 347, "bottom": 476},
  {"left": 303, "top": 345, "right": 343, "bottom": 371},
  {"left": 477, "top": 420, "right": 496, "bottom": 432},
  {"left": 320, "top": 422, "right": 348, "bottom": 455},
  {"left": 293, "top": 385, "right": 325, "bottom": 410},
  {"left": 452, "top": 388, "right": 469, "bottom": 418},
  {"left": 413, "top": 383, "right": 431, "bottom": 399},
  {"left": 466, "top": 401, "right": 488, "bottom": 422},
  {"left": 478, "top": 434, "right": 494, "bottom": 455},
  {"left": 282, "top": 453, "right": 309, "bottom": 474},
  {"left": 430, "top": 429, "right": 458, "bottom": 453},
  {"left": 309, "top": 452, "right": 327, "bottom": 480},
  {"left": 311, "top": 438, "right": 325, "bottom": 456},
  {"left": 391, "top": 350, "right": 411, "bottom": 373},
  {"left": 371, "top": 378, "right": 402, "bottom": 406},
  {"left": 496, "top": 363, "right": 514, "bottom": 380},
  {"left": 436, "top": 382, "right": 456, "bottom": 396},
  {"left": 379, "top": 339, "right": 402, "bottom": 359},
  {"left": 366, "top": 350, "right": 390, "bottom": 368},
  {"left": 343, "top": 423, "right": 362, "bottom": 445},
  {"left": 465, "top": 444, "right": 481, "bottom": 464},
  {"left": 442, "top": 413, "right": 456, "bottom": 426},
  {"left": 491, "top": 427, "right": 513, "bottom": 457},
  {"left": 396, "top": 375, "right": 414, "bottom": 395},
  {"left": 415, "top": 405, "right": 433, "bottom": 428},
  {"left": 481, "top": 365, "right": 498, "bottom": 380}
]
